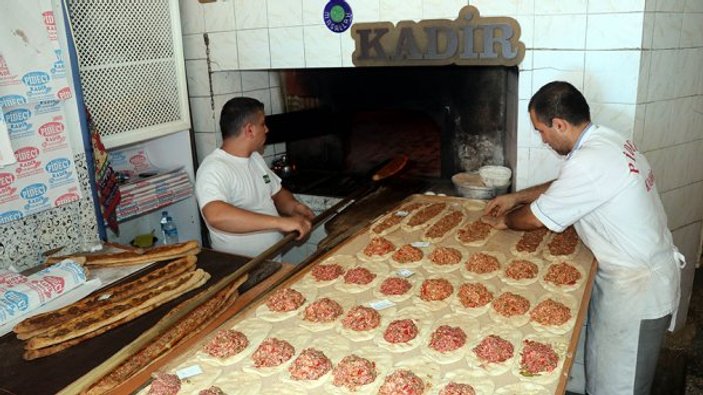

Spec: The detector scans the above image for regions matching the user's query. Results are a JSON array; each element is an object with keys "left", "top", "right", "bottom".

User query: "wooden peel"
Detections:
[{"left": 372, "top": 154, "right": 408, "bottom": 181}]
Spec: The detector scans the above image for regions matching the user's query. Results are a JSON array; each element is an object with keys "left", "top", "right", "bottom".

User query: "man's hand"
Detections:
[
  {"left": 292, "top": 202, "right": 315, "bottom": 220},
  {"left": 484, "top": 194, "right": 520, "bottom": 217},
  {"left": 480, "top": 214, "right": 508, "bottom": 230},
  {"left": 278, "top": 215, "right": 312, "bottom": 240}
]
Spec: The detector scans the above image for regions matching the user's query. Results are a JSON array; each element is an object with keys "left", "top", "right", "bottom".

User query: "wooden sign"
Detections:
[{"left": 351, "top": 6, "right": 525, "bottom": 67}]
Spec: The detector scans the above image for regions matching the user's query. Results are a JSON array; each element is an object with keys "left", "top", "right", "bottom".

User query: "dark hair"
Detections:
[
  {"left": 219, "top": 97, "right": 265, "bottom": 139},
  {"left": 528, "top": 81, "right": 590, "bottom": 127}
]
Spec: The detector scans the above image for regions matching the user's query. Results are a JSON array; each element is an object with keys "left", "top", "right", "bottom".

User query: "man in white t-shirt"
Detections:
[
  {"left": 482, "top": 81, "right": 684, "bottom": 395},
  {"left": 195, "top": 97, "right": 314, "bottom": 258}
]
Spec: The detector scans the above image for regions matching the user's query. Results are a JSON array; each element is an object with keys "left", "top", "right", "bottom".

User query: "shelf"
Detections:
[{"left": 116, "top": 167, "right": 193, "bottom": 223}]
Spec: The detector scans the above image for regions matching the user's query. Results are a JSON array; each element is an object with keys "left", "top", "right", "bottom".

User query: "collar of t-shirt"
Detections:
[{"left": 566, "top": 122, "right": 595, "bottom": 160}]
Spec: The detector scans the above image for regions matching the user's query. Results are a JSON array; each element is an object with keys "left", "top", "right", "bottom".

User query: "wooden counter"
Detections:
[
  {"left": 151, "top": 195, "right": 596, "bottom": 395},
  {"left": 0, "top": 249, "right": 281, "bottom": 395}
]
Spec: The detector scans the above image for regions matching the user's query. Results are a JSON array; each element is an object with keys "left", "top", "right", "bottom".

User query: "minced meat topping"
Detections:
[
  {"left": 519, "top": 339, "right": 559, "bottom": 376},
  {"left": 303, "top": 297, "right": 344, "bottom": 323},
  {"left": 378, "top": 369, "right": 425, "bottom": 395},
  {"left": 363, "top": 237, "right": 396, "bottom": 257},
  {"left": 458, "top": 282, "right": 493, "bottom": 308},
  {"left": 202, "top": 329, "right": 249, "bottom": 359},
  {"left": 516, "top": 228, "right": 549, "bottom": 253},
  {"left": 343, "top": 267, "right": 376, "bottom": 285},
  {"left": 407, "top": 203, "right": 446, "bottom": 227},
  {"left": 147, "top": 372, "right": 181, "bottom": 395},
  {"left": 472, "top": 335, "right": 514, "bottom": 363},
  {"left": 428, "top": 325, "right": 467, "bottom": 353},
  {"left": 198, "top": 386, "right": 225, "bottom": 395},
  {"left": 428, "top": 247, "right": 462, "bottom": 265},
  {"left": 311, "top": 264, "right": 344, "bottom": 281},
  {"left": 544, "top": 262, "right": 582, "bottom": 286},
  {"left": 251, "top": 337, "right": 295, "bottom": 368},
  {"left": 332, "top": 354, "right": 378, "bottom": 390},
  {"left": 457, "top": 220, "right": 492, "bottom": 243},
  {"left": 392, "top": 244, "right": 424, "bottom": 263},
  {"left": 380, "top": 277, "right": 412, "bottom": 296},
  {"left": 547, "top": 226, "right": 579, "bottom": 256},
  {"left": 530, "top": 298, "right": 571, "bottom": 326},
  {"left": 383, "top": 319, "right": 419, "bottom": 344},
  {"left": 420, "top": 278, "right": 454, "bottom": 301},
  {"left": 425, "top": 210, "right": 464, "bottom": 238},
  {"left": 504, "top": 259, "right": 539, "bottom": 280},
  {"left": 465, "top": 253, "right": 500, "bottom": 274},
  {"left": 288, "top": 348, "right": 332, "bottom": 381},
  {"left": 492, "top": 292, "right": 530, "bottom": 317},
  {"left": 439, "top": 382, "right": 476, "bottom": 395},
  {"left": 265, "top": 287, "right": 305, "bottom": 312},
  {"left": 342, "top": 305, "right": 381, "bottom": 331}
]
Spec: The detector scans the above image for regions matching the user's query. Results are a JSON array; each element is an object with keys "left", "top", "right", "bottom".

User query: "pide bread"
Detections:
[
  {"left": 23, "top": 303, "right": 158, "bottom": 360},
  {"left": 25, "top": 269, "right": 209, "bottom": 351},
  {"left": 44, "top": 240, "right": 201, "bottom": 267},
  {"left": 14, "top": 255, "right": 197, "bottom": 339}
]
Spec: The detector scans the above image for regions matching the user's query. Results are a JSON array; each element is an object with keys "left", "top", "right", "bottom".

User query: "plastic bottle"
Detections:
[
  {"left": 160, "top": 211, "right": 169, "bottom": 243},
  {"left": 163, "top": 216, "right": 179, "bottom": 245}
]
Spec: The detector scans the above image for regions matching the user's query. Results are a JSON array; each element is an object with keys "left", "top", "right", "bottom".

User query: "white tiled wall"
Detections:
[
  {"left": 179, "top": 0, "right": 703, "bottom": 330},
  {"left": 638, "top": 0, "right": 703, "bottom": 330}
]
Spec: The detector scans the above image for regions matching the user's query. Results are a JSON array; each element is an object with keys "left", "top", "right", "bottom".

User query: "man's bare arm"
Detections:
[
  {"left": 483, "top": 181, "right": 553, "bottom": 217},
  {"left": 506, "top": 204, "right": 545, "bottom": 230},
  {"left": 481, "top": 203, "right": 545, "bottom": 231},
  {"left": 272, "top": 188, "right": 315, "bottom": 220},
  {"left": 481, "top": 181, "right": 552, "bottom": 231},
  {"left": 201, "top": 200, "right": 310, "bottom": 239}
]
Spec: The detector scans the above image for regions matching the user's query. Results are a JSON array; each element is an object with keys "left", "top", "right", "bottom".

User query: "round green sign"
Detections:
[{"left": 329, "top": 5, "right": 345, "bottom": 23}]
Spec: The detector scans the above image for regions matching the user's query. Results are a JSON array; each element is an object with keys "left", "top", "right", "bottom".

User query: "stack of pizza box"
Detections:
[{"left": 116, "top": 167, "right": 193, "bottom": 222}]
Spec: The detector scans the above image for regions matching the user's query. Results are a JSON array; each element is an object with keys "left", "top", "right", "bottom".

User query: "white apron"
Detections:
[{"left": 585, "top": 249, "right": 685, "bottom": 395}]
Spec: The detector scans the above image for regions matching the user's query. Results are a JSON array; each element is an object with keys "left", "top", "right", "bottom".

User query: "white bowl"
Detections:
[
  {"left": 479, "top": 165, "right": 512, "bottom": 188},
  {"left": 452, "top": 172, "right": 495, "bottom": 200}
]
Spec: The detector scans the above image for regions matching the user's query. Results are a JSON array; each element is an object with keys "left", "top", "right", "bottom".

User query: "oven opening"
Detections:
[{"left": 265, "top": 66, "right": 517, "bottom": 196}]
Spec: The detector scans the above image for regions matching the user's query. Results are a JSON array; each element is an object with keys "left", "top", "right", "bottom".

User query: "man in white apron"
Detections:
[{"left": 482, "top": 81, "right": 685, "bottom": 394}]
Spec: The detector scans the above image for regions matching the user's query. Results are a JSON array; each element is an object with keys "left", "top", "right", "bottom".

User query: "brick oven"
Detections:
[{"left": 265, "top": 66, "right": 517, "bottom": 196}]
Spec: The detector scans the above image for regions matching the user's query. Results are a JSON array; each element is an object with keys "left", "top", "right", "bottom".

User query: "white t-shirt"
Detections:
[
  {"left": 195, "top": 149, "right": 283, "bottom": 258},
  {"left": 531, "top": 124, "right": 680, "bottom": 321}
]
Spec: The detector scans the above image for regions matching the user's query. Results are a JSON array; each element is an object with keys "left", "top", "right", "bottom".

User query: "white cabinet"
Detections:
[{"left": 66, "top": 0, "right": 189, "bottom": 149}]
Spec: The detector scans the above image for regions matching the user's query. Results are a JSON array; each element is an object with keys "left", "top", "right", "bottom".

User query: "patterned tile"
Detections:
[{"left": 0, "top": 153, "right": 99, "bottom": 271}]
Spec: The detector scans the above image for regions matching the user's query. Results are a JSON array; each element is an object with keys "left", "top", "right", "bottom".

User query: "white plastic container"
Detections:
[
  {"left": 451, "top": 172, "right": 495, "bottom": 199},
  {"left": 479, "top": 165, "right": 512, "bottom": 188}
]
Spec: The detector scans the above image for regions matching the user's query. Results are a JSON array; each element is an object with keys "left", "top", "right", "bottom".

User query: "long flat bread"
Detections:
[
  {"left": 23, "top": 272, "right": 211, "bottom": 361},
  {"left": 84, "top": 278, "right": 243, "bottom": 395},
  {"left": 45, "top": 241, "right": 200, "bottom": 267},
  {"left": 14, "top": 256, "right": 198, "bottom": 338},
  {"left": 24, "top": 303, "right": 158, "bottom": 360},
  {"left": 26, "top": 269, "right": 209, "bottom": 350}
]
